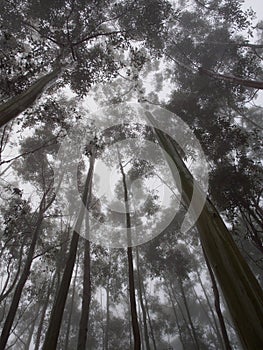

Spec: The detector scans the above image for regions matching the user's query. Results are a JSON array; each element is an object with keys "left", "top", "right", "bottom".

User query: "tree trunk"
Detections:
[
  {"left": 104, "top": 254, "right": 111, "bottom": 350},
  {"left": 141, "top": 281, "right": 157, "bottom": 350},
  {"left": 136, "top": 248, "right": 151, "bottom": 350},
  {"left": 196, "top": 269, "right": 225, "bottom": 349},
  {"left": 118, "top": 151, "right": 141, "bottom": 350},
  {"left": 177, "top": 277, "right": 200, "bottom": 350},
  {"left": 147, "top": 113, "right": 263, "bottom": 349},
  {"left": 203, "top": 250, "right": 232, "bottom": 350},
  {"left": 0, "top": 193, "right": 54, "bottom": 350},
  {"left": 64, "top": 254, "right": 79, "bottom": 350},
  {"left": 199, "top": 67, "right": 263, "bottom": 90},
  {"left": 165, "top": 283, "right": 186, "bottom": 350},
  {"left": 0, "top": 67, "right": 61, "bottom": 128},
  {"left": 34, "top": 276, "right": 56, "bottom": 350},
  {"left": 77, "top": 237, "right": 91, "bottom": 349},
  {"left": 42, "top": 150, "right": 95, "bottom": 350}
]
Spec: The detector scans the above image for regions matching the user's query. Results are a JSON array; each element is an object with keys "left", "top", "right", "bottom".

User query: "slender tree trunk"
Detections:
[
  {"left": 169, "top": 280, "right": 195, "bottom": 346},
  {"left": 177, "top": 277, "right": 200, "bottom": 350},
  {"left": 118, "top": 151, "right": 141, "bottom": 350},
  {"left": 203, "top": 250, "right": 232, "bottom": 350},
  {"left": 77, "top": 237, "right": 91, "bottom": 349},
  {"left": 104, "top": 254, "right": 111, "bottom": 350},
  {"left": 34, "top": 276, "right": 56, "bottom": 350},
  {"left": 192, "top": 284, "right": 224, "bottom": 349},
  {"left": 147, "top": 114, "right": 263, "bottom": 349},
  {"left": 141, "top": 282, "right": 157, "bottom": 350},
  {"left": 165, "top": 283, "right": 186, "bottom": 350},
  {"left": 42, "top": 150, "right": 95, "bottom": 350},
  {"left": 64, "top": 254, "right": 79, "bottom": 350},
  {"left": 24, "top": 303, "right": 41, "bottom": 350},
  {"left": 0, "top": 67, "right": 61, "bottom": 128},
  {"left": 0, "top": 193, "right": 54, "bottom": 350},
  {"left": 196, "top": 270, "right": 225, "bottom": 349},
  {"left": 199, "top": 67, "right": 263, "bottom": 89},
  {"left": 136, "top": 248, "right": 151, "bottom": 350}
]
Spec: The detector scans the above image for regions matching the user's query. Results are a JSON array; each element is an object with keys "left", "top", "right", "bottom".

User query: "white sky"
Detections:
[{"left": 243, "top": 0, "right": 263, "bottom": 19}]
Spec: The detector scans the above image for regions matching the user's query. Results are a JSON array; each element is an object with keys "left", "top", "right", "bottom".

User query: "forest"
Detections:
[{"left": 0, "top": 0, "right": 263, "bottom": 349}]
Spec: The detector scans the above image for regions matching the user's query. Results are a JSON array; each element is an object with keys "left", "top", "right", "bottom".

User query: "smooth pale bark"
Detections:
[
  {"left": 42, "top": 150, "right": 95, "bottom": 350},
  {"left": 147, "top": 113, "right": 263, "bottom": 349},
  {"left": 0, "top": 67, "right": 61, "bottom": 128},
  {"left": 0, "top": 193, "right": 55, "bottom": 350},
  {"left": 119, "top": 153, "right": 141, "bottom": 350},
  {"left": 199, "top": 67, "right": 263, "bottom": 90}
]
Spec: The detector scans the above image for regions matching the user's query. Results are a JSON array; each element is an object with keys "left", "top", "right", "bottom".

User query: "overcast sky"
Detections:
[{"left": 243, "top": 0, "right": 263, "bottom": 21}]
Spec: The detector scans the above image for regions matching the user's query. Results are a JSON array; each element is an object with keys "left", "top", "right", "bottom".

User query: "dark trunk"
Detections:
[{"left": 42, "top": 151, "right": 95, "bottom": 350}]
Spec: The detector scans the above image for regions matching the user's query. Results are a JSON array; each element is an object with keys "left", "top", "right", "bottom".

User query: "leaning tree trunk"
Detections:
[
  {"left": 0, "top": 192, "right": 55, "bottom": 350},
  {"left": 42, "top": 150, "right": 95, "bottom": 350},
  {"left": 119, "top": 152, "right": 141, "bottom": 350},
  {"left": 0, "top": 66, "right": 61, "bottom": 128},
  {"left": 147, "top": 112, "right": 263, "bottom": 349},
  {"left": 199, "top": 67, "right": 263, "bottom": 90}
]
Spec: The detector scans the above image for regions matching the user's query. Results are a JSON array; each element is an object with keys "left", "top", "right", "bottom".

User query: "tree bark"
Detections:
[
  {"left": 42, "top": 150, "right": 95, "bottom": 350},
  {"left": 0, "top": 67, "right": 61, "bottom": 128},
  {"left": 147, "top": 113, "right": 263, "bottom": 349}
]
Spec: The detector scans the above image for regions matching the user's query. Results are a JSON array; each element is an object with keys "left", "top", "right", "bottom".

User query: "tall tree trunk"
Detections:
[
  {"left": 34, "top": 276, "right": 56, "bottom": 350},
  {"left": 165, "top": 283, "right": 186, "bottom": 350},
  {"left": 168, "top": 280, "right": 195, "bottom": 346},
  {"left": 24, "top": 303, "right": 41, "bottom": 350},
  {"left": 147, "top": 113, "right": 263, "bottom": 349},
  {"left": 177, "top": 277, "right": 200, "bottom": 350},
  {"left": 203, "top": 250, "right": 232, "bottom": 350},
  {"left": 196, "top": 269, "right": 225, "bottom": 349},
  {"left": 42, "top": 150, "right": 95, "bottom": 350},
  {"left": 64, "top": 254, "right": 79, "bottom": 350},
  {"left": 118, "top": 152, "right": 141, "bottom": 350},
  {"left": 0, "top": 67, "right": 61, "bottom": 128},
  {"left": 191, "top": 284, "right": 224, "bottom": 349},
  {"left": 77, "top": 232, "right": 91, "bottom": 349},
  {"left": 136, "top": 247, "right": 151, "bottom": 350},
  {"left": 141, "top": 281, "right": 157, "bottom": 350},
  {"left": 104, "top": 254, "right": 111, "bottom": 350},
  {"left": 0, "top": 193, "right": 55, "bottom": 350},
  {"left": 199, "top": 67, "right": 263, "bottom": 90}
]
